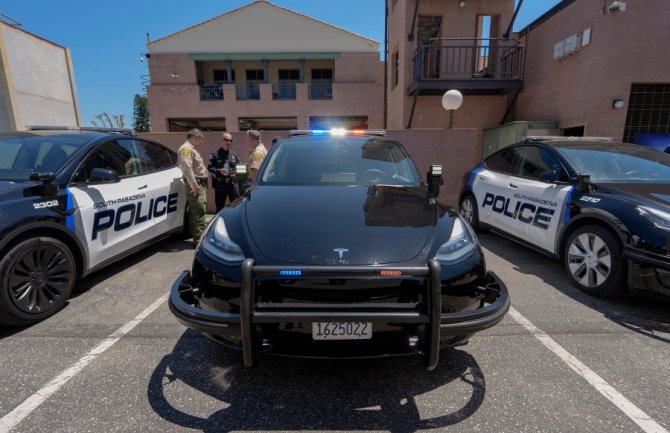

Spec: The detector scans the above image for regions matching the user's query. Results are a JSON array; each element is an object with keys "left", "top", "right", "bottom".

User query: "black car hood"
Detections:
[
  {"left": 244, "top": 185, "right": 438, "bottom": 265},
  {"left": 596, "top": 183, "right": 670, "bottom": 211},
  {"left": 0, "top": 180, "right": 34, "bottom": 196}
]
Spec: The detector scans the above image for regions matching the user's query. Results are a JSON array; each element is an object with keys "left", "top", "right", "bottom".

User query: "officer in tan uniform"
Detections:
[
  {"left": 245, "top": 129, "right": 268, "bottom": 182},
  {"left": 178, "top": 128, "right": 208, "bottom": 246}
]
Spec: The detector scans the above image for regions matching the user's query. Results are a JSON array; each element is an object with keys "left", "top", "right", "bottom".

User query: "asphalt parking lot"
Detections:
[{"left": 1, "top": 231, "right": 669, "bottom": 433}]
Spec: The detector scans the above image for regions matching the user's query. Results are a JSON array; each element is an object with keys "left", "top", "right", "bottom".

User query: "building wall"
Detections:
[
  {"left": 514, "top": 0, "right": 670, "bottom": 141},
  {"left": 0, "top": 23, "right": 79, "bottom": 130},
  {"left": 141, "top": 128, "right": 478, "bottom": 211},
  {"left": 148, "top": 52, "right": 383, "bottom": 132},
  {"left": 386, "top": 0, "right": 515, "bottom": 133}
]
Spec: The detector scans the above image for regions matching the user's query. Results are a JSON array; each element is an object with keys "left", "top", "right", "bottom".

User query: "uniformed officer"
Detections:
[
  {"left": 178, "top": 128, "right": 208, "bottom": 247},
  {"left": 246, "top": 129, "right": 268, "bottom": 182},
  {"left": 208, "top": 132, "right": 240, "bottom": 212}
]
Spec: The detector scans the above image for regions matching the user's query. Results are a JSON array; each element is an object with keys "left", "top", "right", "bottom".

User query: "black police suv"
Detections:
[
  {"left": 459, "top": 137, "right": 670, "bottom": 299},
  {"left": 0, "top": 127, "right": 187, "bottom": 325},
  {"left": 169, "top": 130, "right": 510, "bottom": 369}
]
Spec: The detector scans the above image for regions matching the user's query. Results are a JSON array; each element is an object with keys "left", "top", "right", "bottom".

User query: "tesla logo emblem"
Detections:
[{"left": 333, "top": 248, "right": 349, "bottom": 259}]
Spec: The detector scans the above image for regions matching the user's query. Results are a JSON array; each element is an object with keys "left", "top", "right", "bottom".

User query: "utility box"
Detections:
[{"left": 483, "top": 121, "right": 558, "bottom": 157}]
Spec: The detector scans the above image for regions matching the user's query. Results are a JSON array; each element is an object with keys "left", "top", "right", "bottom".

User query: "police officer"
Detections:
[
  {"left": 178, "top": 128, "right": 208, "bottom": 247},
  {"left": 208, "top": 132, "right": 240, "bottom": 212},
  {"left": 246, "top": 129, "right": 268, "bottom": 182}
]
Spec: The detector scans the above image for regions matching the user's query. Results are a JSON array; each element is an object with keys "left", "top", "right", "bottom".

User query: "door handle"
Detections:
[
  {"left": 508, "top": 183, "right": 518, "bottom": 188},
  {"left": 138, "top": 185, "right": 148, "bottom": 190},
  {"left": 478, "top": 176, "right": 487, "bottom": 181}
]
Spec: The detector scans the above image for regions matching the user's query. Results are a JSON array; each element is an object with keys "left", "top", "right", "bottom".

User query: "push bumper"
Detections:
[
  {"left": 168, "top": 259, "right": 510, "bottom": 370},
  {"left": 623, "top": 246, "right": 670, "bottom": 295}
]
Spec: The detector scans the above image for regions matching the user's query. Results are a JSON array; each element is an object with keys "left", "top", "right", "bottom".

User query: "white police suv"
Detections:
[
  {"left": 0, "top": 127, "right": 187, "bottom": 325},
  {"left": 460, "top": 137, "right": 670, "bottom": 299}
]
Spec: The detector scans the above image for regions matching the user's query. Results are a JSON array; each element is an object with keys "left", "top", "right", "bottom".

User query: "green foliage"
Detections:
[{"left": 132, "top": 94, "right": 150, "bottom": 132}]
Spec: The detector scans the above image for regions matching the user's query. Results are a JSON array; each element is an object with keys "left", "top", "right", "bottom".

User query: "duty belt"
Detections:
[{"left": 215, "top": 177, "right": 234, "bottom": 183}]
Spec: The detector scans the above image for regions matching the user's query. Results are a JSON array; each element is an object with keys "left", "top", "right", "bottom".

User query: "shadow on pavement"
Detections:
[
  {"left": 148, "top": 331, "right": 487, "bottom": 433},
  {"left": 479, "top": 232, "right": 670, "bottom": 343}
]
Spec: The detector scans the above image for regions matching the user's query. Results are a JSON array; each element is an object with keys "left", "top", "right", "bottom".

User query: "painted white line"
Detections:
[
  {"left": 508, "top": 306, "right": 668, "bottom": 433},
  {"left": 0, "top": 293, "right": 169, "bottom": 433}
]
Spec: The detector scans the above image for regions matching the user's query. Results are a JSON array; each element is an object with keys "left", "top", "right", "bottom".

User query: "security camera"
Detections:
[{"left": 608, "top": 1, "right": 626, "bottom": 12}]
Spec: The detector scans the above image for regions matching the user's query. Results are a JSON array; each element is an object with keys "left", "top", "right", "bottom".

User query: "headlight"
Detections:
[
  {"left": 201, "top": 217, "right": 245, "bottom": 263},
  {"left": 637, "top": 206, "right": 670, "bottom": 232},
  {"left": 436, "top": 218, "right": 478, "bottom": 262}
]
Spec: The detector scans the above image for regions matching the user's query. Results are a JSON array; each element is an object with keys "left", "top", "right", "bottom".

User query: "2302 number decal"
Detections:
[{"left": 33, "top": 200, "right": 60, "bottom": 209}]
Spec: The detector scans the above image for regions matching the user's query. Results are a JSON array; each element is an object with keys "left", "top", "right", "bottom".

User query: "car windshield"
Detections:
[
  {"left": 259, "top": 135, "right": 421, "bottom": 186},
  {"left": 558, "top": 145, "right": 670, "bottom": 183},
  {"left": 0, "top": 135, "right": 85, "bottom": 181}
]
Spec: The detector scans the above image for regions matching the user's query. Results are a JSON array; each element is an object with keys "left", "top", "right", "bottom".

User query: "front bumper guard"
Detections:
[{"left": 168, "top": 259, "right": 511, "bottom": 370}]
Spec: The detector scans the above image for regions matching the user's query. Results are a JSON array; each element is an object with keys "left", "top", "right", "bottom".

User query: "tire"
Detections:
[
  {"left": 563, "top": 225, "right": 626, "bottom": 298},
  {"left": 459, "top": 194, "right": 480, "bottom": 231},
  {"left": 0, "top": 237, "right": 76, "bottom": 326}
]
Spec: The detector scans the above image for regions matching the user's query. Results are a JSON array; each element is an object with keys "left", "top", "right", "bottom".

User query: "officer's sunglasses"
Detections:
[{"left": 223, "top": 138, "right": 233, "bottom": 142}]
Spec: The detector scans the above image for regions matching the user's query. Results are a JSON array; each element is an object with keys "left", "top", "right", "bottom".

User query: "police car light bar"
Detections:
[
  {"left": 289, "top": 129, "right": 386, "bottom": 137},
  {"left": 522, "top": 136, "right": 613, "bottom": 142},
  {"left": 26, "top": 125, "right": 136, "bottom": 136}
]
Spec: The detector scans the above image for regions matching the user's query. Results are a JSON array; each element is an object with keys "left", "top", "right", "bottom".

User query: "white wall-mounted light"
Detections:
[
  {"left": 459, "top": 0, "right": 466, "bottom": 7},
  {"left": 442, "top": 89, "right": 464, "bottom": 129},
  {"left": 608, "top": 1, "right": 626, "bottom": 12},
  {"left": 613, "top": 99, "right": 625, "bottom": 109}
]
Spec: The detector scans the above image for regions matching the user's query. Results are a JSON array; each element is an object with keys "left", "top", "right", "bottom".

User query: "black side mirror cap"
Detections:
[{"left": 575, "top": 174, "right": 591, "bottom": 193}]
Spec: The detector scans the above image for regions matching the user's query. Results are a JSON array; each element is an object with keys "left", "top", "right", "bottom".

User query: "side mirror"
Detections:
[
  {"left": 28, "top": 172, "right": 59, "bottom": 196},
  {"left": 90, "top": 168, "right": 120, "bottom": 183},
  {"left": 426, "top": 165, "right": 444, "bottom": 197},
  {"left": 575, "top": 174, "right": 591, "bottom": 193}
]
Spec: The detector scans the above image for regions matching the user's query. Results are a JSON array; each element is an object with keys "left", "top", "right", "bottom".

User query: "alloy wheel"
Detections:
[{"left": 567, "top": 232, "right": 612, "bottom": 288}]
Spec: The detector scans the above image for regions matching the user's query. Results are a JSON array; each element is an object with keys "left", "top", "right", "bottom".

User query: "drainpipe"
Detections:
[{"left": 383, "top": 0, "right": 389, "bottom": 129}]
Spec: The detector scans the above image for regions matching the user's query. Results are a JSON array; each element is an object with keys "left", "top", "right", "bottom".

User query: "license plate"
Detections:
[{"left": 312, "top": 322, "right": 372, "bottom": 340}]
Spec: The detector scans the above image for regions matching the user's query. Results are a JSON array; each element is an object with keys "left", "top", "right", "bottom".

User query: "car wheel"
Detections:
[
  {"left": 0, "top": 237, "right": 76, "bottom": 326},
  {"left": 459, "top": 194, "right": 480, "bottom": 231},
  {"left": 563, "top": 225, "right": 625, "bottom": 297}
]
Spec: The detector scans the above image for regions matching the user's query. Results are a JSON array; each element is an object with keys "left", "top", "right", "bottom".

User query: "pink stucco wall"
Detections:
[
  {"left": 140, "top": 128, "right": 479, "bottom": 212},
  {"left": 514, "top": 0, "right": 670, "bottom": 140},
  {"left": 147, "top": 51, "right": 384, "bottom": 132}
]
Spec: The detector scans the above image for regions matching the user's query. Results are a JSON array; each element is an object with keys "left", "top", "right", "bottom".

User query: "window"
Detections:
[
  {"left": 392, "top": 51, "right": 399, "bottom": 88},
  {"left": 246, "top": 69, "right": 265, "bottom": 81},
  {"left": 417, "top": 15, "right": 441, "bottom": 47},
  {"left": 624, "top": 83, "right": 670, "bottom": 143},
  {"left": 484, "top": 147, "right": 522, "bottom": 175},
  {"left": 72, "top": 140, "right": 132, "bottom": 183},
  {"left": 311, "top": 69, "right": 332, "bottom": 80},
  {"left": 278, "top": 69, "right": 299, "bottom": 81},
  {"left": 213, "top": 69, "right": 235, "bottom": 82},
  {"left": 132, "top": 139, "right": 177, "bottom": 173},
  {"left": 518, "top": 146, "right": 564, "bottom": 181}
]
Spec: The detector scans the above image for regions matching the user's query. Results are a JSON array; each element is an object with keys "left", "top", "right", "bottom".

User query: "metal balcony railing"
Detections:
[
  {"left": 413, "top": 38, "right": 524, "bottom": 82},
  {"left": 200, "top": 84, "right": 223, "bottom": 100},
  {"left": 272, "top": 82, "right": 297, "bottom": 100},
  {"left": 309, "top": 80, "right": 333, "bottom": 100},
  {"left": 236, "top": 83, "right": 261, "bottom": 100}
]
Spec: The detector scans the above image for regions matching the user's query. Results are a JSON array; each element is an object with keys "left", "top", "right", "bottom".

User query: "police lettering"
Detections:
[
  {"left": 482, "top": 192, "right": 555, "bottom": 230},
  {"left": 91, "top": 193, "right": 179, "bottom": 240}
]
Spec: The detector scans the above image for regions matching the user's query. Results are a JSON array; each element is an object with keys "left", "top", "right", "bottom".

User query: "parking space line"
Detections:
[
  {"left": 508, "top": 307, "right": 668, "bottom": 433},
  {"left": 0, "top": 293, "right": 169, "bottom": 433}
]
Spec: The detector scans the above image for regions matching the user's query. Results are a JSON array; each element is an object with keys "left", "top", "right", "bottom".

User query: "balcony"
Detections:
[
  {"left": 309, "top": 80, "right": 333, "bottom": 100},
  {"left": 272, "top": 82, "right": 297, "bottom": 100},
  {"left": 200, "top": 84, "right": 223, "bottom": 100},
  {"left": 410, "top": 38, "right": 524, "bottom": 95},
  {"left": 236, "top": 83, "right": 261, "bottom": 100}
]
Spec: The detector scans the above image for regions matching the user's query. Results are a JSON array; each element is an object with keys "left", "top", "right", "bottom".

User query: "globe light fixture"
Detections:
[{"left": 442, "top": 89, "right": 464, "bottom": 129}]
